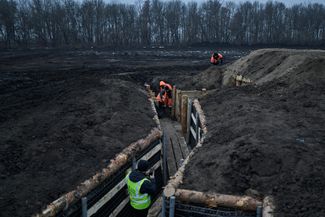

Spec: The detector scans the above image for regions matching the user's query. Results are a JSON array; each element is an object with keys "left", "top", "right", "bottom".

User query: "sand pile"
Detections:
[{"left": 181, "top": 49, "right": 325, "bottom": 217}]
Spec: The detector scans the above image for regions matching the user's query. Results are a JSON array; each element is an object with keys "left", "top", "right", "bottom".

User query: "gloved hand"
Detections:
[{"left": 146, "top": 169, "right": 155, "bottom": 179}]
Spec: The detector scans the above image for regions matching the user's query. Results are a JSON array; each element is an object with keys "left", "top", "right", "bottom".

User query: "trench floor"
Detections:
[{"left": 148, "top": 117, "right": 190, "bottom": 217}]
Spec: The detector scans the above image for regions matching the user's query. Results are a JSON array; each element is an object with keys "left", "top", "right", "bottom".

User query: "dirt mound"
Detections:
[
  {"left": 0, "top": 72, "right": 155, "bottom": 216},
  {"left": 181, "top": 49, "right": 325, "bottom": 217},
  {"left": 223, "top": 48, "right": 325, "bottom": 85}
]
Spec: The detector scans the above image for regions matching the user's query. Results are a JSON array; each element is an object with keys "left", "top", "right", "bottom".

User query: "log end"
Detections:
[{"left": 164, "top": 186, "right": 176, "bottom": 198}]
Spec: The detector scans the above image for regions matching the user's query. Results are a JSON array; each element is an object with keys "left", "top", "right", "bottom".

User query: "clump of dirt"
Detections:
[
  {"left": 0, "top": 71, "right": 155, "bottom": 216},
  {"left": 181, "top": 49, "right": 325, "bottom": 217}
]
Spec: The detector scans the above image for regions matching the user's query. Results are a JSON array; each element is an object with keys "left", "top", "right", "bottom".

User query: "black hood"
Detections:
[{"left": 129, "top": 170, "right": 146, "bottom": 183}]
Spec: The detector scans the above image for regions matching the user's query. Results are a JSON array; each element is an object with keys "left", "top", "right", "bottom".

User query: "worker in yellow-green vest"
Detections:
[{"left": 125, "top": 160, "right": 156, "bottom": 217}]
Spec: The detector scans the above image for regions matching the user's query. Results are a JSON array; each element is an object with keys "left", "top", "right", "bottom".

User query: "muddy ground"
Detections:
[
  {"left": 0, "top": 48, "right": 248, "bottom": 217},
  {"left": 181, "top": 49, "right": 325, "bottom": 217}
]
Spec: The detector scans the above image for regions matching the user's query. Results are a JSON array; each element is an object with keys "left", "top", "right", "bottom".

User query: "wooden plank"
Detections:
[
  {"left": 169, "top": 138, "right": 179, "bottom": 170},
  {"left": 181, "top": 95, "right": 188, "bottom": 135},
  {"left": 197, "top": 127, "right": 201, "bottom": 143},
  {"left": 139, "top": 142, "right": 162, "bottom": 161},
  {"left": 191, "top": 113, "right": 197, "bottom": 127},
  {"left": 88, "top": 179, "right": 126, "bottom": 216},
  {"left": 109, "top": 197, "right": 129, "bottom": 217},
  {"left": 161, "top": 119, "right": 177, "bottom": 177},
  {"left": 170, "top": 132, "right": 185, "bottom": 170},
  {"left": 186, "top": 99, "right": 192, "bottom": 145},
  {"left": 175, "top": 90, "right": 181, "bottom": 121},
  {"left": 190, "top": 126, "right": 196, "bottom": 142},
  {"left": 176, "top": 135, "right": 190, "bottom": 157},
  {"left": 171, "top": 121, "right": 190, "bottom": 158}
]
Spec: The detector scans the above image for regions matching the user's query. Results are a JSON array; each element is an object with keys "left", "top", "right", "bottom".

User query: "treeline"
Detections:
[{"left": 0, "top": 0, "right": 324, "bottom": 48}]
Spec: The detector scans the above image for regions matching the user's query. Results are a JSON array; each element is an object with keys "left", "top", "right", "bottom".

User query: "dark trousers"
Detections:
[{"left": 128, "top": 203, "right": 149, "bottom": 217}]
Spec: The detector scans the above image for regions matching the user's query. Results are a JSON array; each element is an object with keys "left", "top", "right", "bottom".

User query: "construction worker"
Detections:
[
  {"left": 210, "top": 52, "right": 223, "bottom": 65},
  {"left": 156, "top": 80, "right": 173, "bottom": 108},
  {"left": 125, "top": 160, "right": 156, "bottom": 217}
]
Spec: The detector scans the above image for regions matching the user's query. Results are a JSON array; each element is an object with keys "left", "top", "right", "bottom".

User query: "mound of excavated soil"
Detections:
[
  {"left": 181, "top": 49, "right": 325, "bottom": 217},
  {"left": 0, "top": 70, "right": 155, "bottom": 216}
]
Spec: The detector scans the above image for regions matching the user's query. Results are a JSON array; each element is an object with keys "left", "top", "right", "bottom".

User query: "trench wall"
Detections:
[
  {"left": 34, "top": 87, "right": 164, "bottom": 217},
  {"left": 164, "top": 87, "right": 274, "bottom": 217}
]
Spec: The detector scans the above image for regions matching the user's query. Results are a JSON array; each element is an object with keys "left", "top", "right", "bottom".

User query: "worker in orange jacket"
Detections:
[
  {"left": 210, "top": 52, "right": 223, "bottom": 65},
  {"left": 156, "top": 81, "right": 173, "bottom": 108}
]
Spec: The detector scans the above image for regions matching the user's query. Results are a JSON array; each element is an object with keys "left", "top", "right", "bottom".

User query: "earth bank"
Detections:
[{"left": 181, "top": 49, "right": 325, "bottom": 217}]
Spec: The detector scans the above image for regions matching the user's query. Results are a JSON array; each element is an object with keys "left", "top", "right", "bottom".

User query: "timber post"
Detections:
[
  {"left": 186, "top": 99, "right": 192, "bottom": 144},
  {"left": 81, "top": 197, "right": 87, "bottom": 217},
  {"left": 181, "top": 95, "right": 188, "bottom": 135},
  {"left": 169, "top": 196, "right": 176, "bottom": 217}
]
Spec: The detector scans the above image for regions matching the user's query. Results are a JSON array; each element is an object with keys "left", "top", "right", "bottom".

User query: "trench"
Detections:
[
  {"left": 35, "top": 75, "right": 272, "bottom": 217},
  {"left": 148, "top": 78, "right": 273, "bottom": 217}
]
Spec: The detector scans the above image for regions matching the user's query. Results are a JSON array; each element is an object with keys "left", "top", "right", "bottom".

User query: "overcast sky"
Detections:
[{"left": 106, "top": 0, "right": 325, "bottom": 6}]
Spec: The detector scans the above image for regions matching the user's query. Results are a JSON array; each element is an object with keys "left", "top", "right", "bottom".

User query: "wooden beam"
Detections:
[
  {"left": 193, "top": 99, "right": 207, "bottom": 135},
  {"left": 175, "top": 90, "right": 181, "bottom": 121},
  {"left": 181, "top": 95, "right": 188, "bottom": 135},
  {"left": 191, "top": 113, "right": 197, "bottom": 126},
  {"left": 186, "top": 99, "right": 192, "bottom": 145},
  {"left": 88, "top": 178, "right": 126, "bottom": 216},
  {"left": 174, "top": 189, "right": 262, "bottom": 211},
  {"left": 109, "top": 197, "right": 129, "bottom": 217},
  {"left": 171, "top": 85, "right": 177, "bottom": 119},
  {"left": 190, "top": 126, "right": 196, "bottom": 142}
]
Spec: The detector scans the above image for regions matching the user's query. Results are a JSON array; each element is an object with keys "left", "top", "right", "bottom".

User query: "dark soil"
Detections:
[
  {"left": 181, "top": 49, "right": 325, "bottom": 217},
  {"left": 0, "top": 48, "right": 246, "bottom": 217}
]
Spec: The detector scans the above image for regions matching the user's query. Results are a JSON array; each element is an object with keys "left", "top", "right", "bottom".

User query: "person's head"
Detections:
[
  {"left": 159, "top": 81, "right": 166, "bottom": 87},
  {"left": 137, "top": 160, "right": 150, "bottom": 172}
]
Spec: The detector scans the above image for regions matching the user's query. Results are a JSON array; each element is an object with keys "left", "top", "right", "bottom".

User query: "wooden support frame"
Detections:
[
  {"left": 34, "top": 128, "right": 162, "bottom": 217},
  {"left": 87, "top": 143, "right": 162, "bottom": 216}
]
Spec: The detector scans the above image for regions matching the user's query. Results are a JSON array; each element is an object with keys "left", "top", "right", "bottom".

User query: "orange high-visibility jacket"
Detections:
[
  {"left": 157, "top": 81, "right": 173, "bottom": 107},
  {"left": 210, "top": 53, "right": 223, "bottom": 64}
]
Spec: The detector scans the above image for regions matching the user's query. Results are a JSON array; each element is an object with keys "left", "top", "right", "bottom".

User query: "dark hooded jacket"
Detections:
[{"left": 128, "top": 170, "right": 156, "bottom": 195}]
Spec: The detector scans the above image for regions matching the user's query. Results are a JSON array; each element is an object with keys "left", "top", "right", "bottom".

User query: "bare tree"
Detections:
[
  {"left": 0, "top": 0, "right": 17, "bottom": 48},
  {"left": 1, "top": 0, "right": 324, "bottom": 48}
]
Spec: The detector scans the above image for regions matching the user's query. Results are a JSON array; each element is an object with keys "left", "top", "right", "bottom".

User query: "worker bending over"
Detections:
[
  {"left": 210, "top": 52, "right": 223, "bottom": 65},
  {"left": 125, "top": 160, "right": 156, "bottom": 217},
  {"left": 156, "top": 80, "right": 173, "bottom": 108}
]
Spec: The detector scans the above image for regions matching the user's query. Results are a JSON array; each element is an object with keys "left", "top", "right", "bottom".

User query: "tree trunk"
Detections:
[{"left": 174, "top": 189, "right": 262, "bottom": 211}]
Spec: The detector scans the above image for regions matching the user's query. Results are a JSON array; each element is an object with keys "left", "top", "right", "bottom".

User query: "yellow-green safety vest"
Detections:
[{"left": 126, "top": 172, "right": 151, "bottom": 210}]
